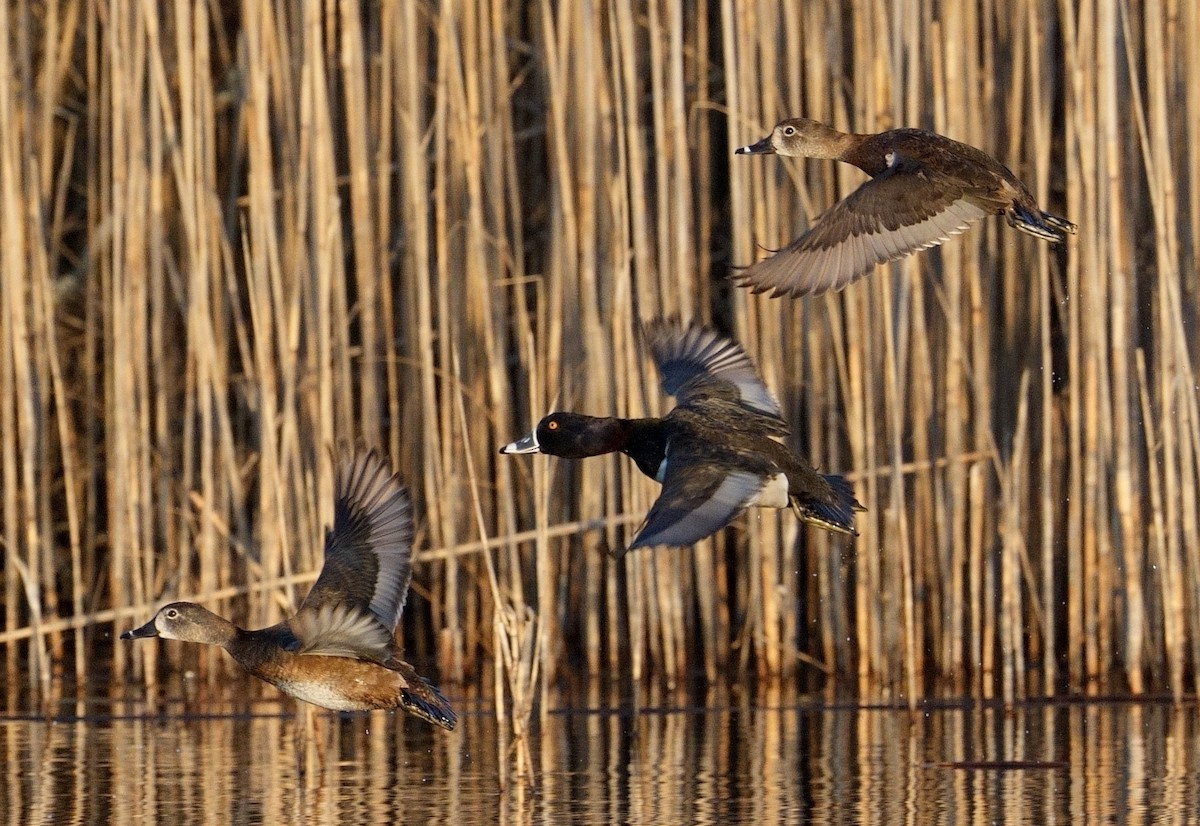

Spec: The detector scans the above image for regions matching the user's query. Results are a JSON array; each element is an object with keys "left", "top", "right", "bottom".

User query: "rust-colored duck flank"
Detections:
[
  {"left": 121, "top": 449, "right": 456, "bottom": 729},
  {"left": 734, "top": 118, "right": 1076, "bottom": 298}
]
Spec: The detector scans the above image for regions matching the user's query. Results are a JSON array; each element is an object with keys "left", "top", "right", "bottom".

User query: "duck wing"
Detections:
[
  {"left": 298, "top": 449, "right": 415, "bottom": 646},
  {"left": 643, "top": 318, "right": 788, "bottom": 435},
  {"left": 624, "top": 440, "right": 770, "bottom": 553},
  {"left": 286, "top": 603, "right": 399, "bottom": 663},
  {"left": 737, "top": 164, "right": 997, "bottom": 298}
]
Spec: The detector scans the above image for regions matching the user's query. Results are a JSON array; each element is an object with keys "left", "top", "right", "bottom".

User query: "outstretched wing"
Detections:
[
  {"left": 300, "top": 449, "right": 414, "bottom": 635},
  {"left": 624, "top": 441, "right": 770, "bottom": 553},
  {"left": 737, "top": 165, "right": 995, "bottom": 297},
  {"left": 643, "top": 318, "right": 787, "bottom": 435}
]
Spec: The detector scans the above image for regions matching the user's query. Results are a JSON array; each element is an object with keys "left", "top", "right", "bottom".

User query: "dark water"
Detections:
[{"left": 1, "top": 682, "right": 1196, "bottom": 824}]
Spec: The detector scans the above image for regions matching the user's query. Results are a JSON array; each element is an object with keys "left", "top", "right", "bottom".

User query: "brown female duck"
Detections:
[
  {"left": 122, "top": 449, "right": 456, "bottom": 729},
  {"left": 735, "top": 118, "right": 1076, "bottom": 297}
]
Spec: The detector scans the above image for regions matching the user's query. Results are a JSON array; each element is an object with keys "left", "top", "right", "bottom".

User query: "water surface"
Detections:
[{"left": 2, "top": 683, "right": 1195, "bottom": 824}]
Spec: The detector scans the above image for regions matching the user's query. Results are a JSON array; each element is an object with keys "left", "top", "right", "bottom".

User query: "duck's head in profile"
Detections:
[
  {"left": 122, "top": 602, "right": 236, "bottom": 646},
  {"left": 499, "top": 412, "right": 627, "bottom": 459},
  {"left": 735, "top": 118, "right": 850, "bottom": 160}
]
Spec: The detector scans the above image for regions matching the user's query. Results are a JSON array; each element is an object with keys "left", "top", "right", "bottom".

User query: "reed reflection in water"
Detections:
[{"left": 0, "top": 685, "right": 1195, "bottom": 825}]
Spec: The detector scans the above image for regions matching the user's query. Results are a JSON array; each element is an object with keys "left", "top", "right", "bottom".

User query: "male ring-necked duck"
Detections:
[
  {"left": 734, "top": 117, "right": 1076, "bottom": 297},
  {"left": 500, "top": 318, "right": 862, "bottom": 553},
  {"left": 122, "top": 449, "right": 456, "bottom": 729}
]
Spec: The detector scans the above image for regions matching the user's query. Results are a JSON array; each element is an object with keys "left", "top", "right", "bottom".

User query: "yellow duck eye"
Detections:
[{"left": 547, "top": 420, "right": 559, "bottom": 431}]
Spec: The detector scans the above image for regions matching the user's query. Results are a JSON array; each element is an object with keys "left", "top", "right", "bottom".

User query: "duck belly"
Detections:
[
  {"left": 748, "top": 472, "right": 790, "bottom": 509},
  {"left": 275, "top": 679, "right": 386, "bottom": 712}
]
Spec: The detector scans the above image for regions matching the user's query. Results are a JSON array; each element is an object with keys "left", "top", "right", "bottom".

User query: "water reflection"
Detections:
[{"left": 0, "top": 684, "right": 1195, "bottom": 824}]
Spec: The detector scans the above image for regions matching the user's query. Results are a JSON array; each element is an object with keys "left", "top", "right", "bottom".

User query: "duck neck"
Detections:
[
  {"left": 827, "top": 134, "right": 863, "bottom": 162},
  {"left": 587, "top": 416, "right": 638, "bottom": 456},
  {"left": 797, "top": 121, "right": 860, "bottom": 161},
  {"left": 841, "top": 132, "right": 892, "bottom": 175},
  {"left": 619, "top": 418, "right": 670, "bottom": 481},
  {"left": 204, "top": 615, "right": 241, "bottom": 648}
]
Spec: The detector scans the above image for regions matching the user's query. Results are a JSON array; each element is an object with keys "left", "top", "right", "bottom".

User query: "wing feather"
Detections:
[
  {"left": 642, "top": 318, "right": 786, "bottom": 434},
  {"left": 738, "top": 167, "right": 994, "bottom": 297},
  {"left": 301, "top": 450, "right": 415, "bottom": 634}
]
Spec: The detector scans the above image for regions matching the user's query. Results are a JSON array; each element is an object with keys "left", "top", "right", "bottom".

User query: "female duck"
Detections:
[
  {"left": 500, "top": 318, "right": 861, "bottom": 554},
  {"left": 122, "top": 449, "right": 456, "bottom": 729},
  {"left": 735, "top": 117, "right": 1076, "bottom": 297}
]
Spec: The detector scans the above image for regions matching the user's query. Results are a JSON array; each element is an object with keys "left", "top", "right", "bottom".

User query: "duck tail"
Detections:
[
  {"left": 1007, "top": 205, "right": 1076, "bottom": 242},
  {"left": 395, "top": 661, "right": 458, "bottom": 730},
  {"left": 1040, "top": 211, "right": 1077, "bottom": 236},
  {"left": 793, "top": 473, "right": 863, "bottom": 536}
]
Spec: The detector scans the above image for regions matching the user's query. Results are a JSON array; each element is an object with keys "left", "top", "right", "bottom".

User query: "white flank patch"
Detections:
[
  {"left": 748, "top": 472, "right": 789, "bottom": 509},
  {"left": 278, "top": 677, "right": 379, "bottom": 712},
  {"left": 655, "top": 455, "right": 669, "bottom": 483}
]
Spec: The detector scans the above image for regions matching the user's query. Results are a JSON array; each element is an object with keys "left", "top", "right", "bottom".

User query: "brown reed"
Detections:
[{"left": 0, "top": 0, "right": 1195, "bottom": 709}]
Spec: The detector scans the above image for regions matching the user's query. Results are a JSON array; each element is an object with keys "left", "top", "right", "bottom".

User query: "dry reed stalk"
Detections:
[
  {"left": 1179, "top": 395, "right": 1200, "bottom": 687},
  {"left": 879, "top": 265, "right": 919, "bottom": 705},
  {"left": 1034, "top": 41, "right": 1060, "bottom": 694},
  {"left": 1060, "top": 0, "right": 1087, "bottom": 694},
  {"left": 1, "top": 2, "right": 24, "bottom": 689},
  {"left": 1136, "top": 351, "right": 1179, "bottom": 697},
  {"left": 455, "top": 347, "right": 540, "bottom": 779},
  {"left": 430, "top": 2, "right": 463, "bottom": 683},
  {"left": 238, "top": 1, "right": 278, "bottom": 640},
  {"left": 1000, "top": 372, "right": 1033, "bottom": 704},
  {"left": 1131, "top": 0, "right": 1197, "bottom": 698}
]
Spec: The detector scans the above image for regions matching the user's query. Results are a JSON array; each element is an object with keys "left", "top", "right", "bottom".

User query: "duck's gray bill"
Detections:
[
  {"left": 120, "top": 619, "right": 159, "bottom": 640},
  {"left": 499, "top": 431, "right": 540, "bottom": 454},
  {"left": 734, "top": 135, "right": 773, "bottom": 155}
]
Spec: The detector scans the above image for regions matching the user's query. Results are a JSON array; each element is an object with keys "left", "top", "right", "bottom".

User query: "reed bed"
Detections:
[{"left": 0, "top": 0, "right": 1196, "bottom": 708}]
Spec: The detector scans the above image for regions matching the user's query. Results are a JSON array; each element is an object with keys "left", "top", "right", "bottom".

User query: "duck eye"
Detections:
[
  {"left": 783, "top": 126, "right": 796, "bottom": 136},
  {"left": 547, "top": 420, "right": 559, "bottom": 431},
  {"left": 166, "top": 608, "right": 179, "bottom": 619}
]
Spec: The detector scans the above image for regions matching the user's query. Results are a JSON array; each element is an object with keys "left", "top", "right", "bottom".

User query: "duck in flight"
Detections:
[
  {"left": 122, "top": 449, "right": 457, "bottom": 729},
  {"left": 500, "top": 318, "right": 862, "bottom": 554},
  {"left": 734, "top": 118, "right": 1076, "bottom": 298}
]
